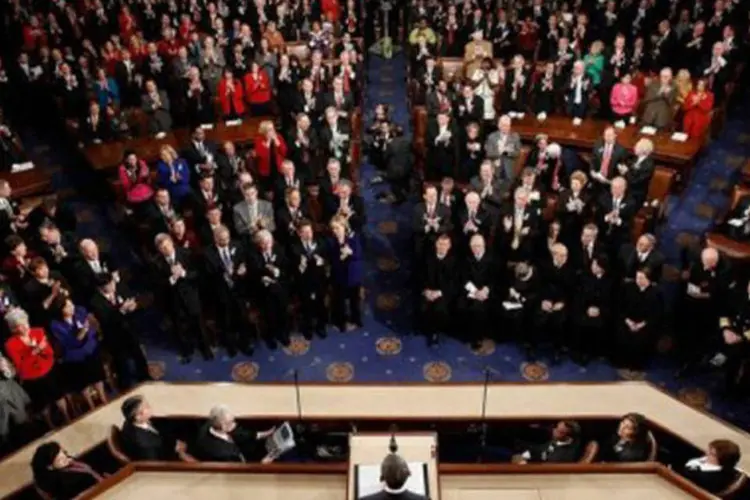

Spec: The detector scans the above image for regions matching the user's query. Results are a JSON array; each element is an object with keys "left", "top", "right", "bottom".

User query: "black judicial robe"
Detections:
[
  {"left": 573, "top": 271, "right": 614, "bottom": 329},
  {"left": 422, "top": 253, "right": 457, "bottom": 310}
]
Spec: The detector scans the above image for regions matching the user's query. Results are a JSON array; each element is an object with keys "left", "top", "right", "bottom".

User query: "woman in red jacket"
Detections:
[
  {"left": 682, "top": 78, "right": 714, "bottom": 139},
  {"left": 253, "top": 120, "right": 287, "bottom": 188},
  {"left": 118, "top": 151, "right": 154, "bottom": 214},
  {"left": 218, "top": 68, "right": 246, "bottom": 119},
  {"left": 243, "top": 61, "right": 272, "bottom": 115},
  {"left": 4, "top": 308, "right": 69, "bottom": 427}
]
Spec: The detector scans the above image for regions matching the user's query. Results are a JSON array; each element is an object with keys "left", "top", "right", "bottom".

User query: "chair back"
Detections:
[
  {"left": 578, "top": 441, "right": 599, "bottom": 463},
  {"left": 718, "top": 471, "right": 748, "bottom": 499},
  {"left": 646, "top": 431, "right": 658, "bottom": 461},
  {"left": 107, "top": 425, "right": 131, "bottom": 465},
  {"left": 646, "top": 166, "right": 676, "bottom": 205}
]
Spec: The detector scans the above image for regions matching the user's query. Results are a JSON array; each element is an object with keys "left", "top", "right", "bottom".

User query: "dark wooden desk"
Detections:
[
  {"left": 82, "top": 117, "right": 269, "bottom": 172},
  {"left": 0, "top": 167, "right": 54, "bottom": 199},
  {"left": 511, "top": 115, "right": 703, "bottom": 167}
]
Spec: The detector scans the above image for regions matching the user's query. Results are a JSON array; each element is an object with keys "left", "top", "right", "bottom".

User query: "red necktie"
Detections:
[
  {"left": 601, "top": 145, "right": 612, "bottom": 177},
  {"left": 552, "top": 160, "right": 562, "bottom": 191},
  {"left": 342, "top": 68, "right": 351, "bottom": 93}
]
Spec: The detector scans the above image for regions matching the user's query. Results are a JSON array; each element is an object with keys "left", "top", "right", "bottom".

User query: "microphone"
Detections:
[
  {"left": 478, "top": 366, "right": 491, "bottom": 463},
  {"left": 283, "top": 358, "right": 322, "bottom": 442},
  {"left": 389, "top": 432, "right": 398, "bottom": 454}
]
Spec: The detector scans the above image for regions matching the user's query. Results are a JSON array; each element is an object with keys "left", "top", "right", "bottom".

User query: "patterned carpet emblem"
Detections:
[
  {"left": 147, "top": 361, "right": 166, "bottom": 380},
  {"left": 376, "top": 292, "right": 401, "bottom": 311},
  {"left": 470, "top": 339, "right": 497, "bottom": 356},
  {"left": 617, "top": 369, "right": 647, "bottom": 380},
  {"left": 377, "top": 220, "right": 399, "bottom": 234},
  {"left": 675, "top": 232, "right": 700, "bottom": 249},
  {"left": 423, "top": 361, "right": 452, "bottom": 382},
  {"left": 694, "top": 203, "right": 717, "bottom": 219},
  {"left": 327, "top": 362, "right": 354, "bottom": 382},
  {"left": 231, "top": 361, "right": 259, "bottom": 383},
  {"left": 376, "top": 257, "right": 401, "bottom": 272},
  {"left": 283, "top": 335, "right": 311, "bottom": 356},
  {"left": 677, "top": 387, "right": 711, "bottom": 410},
  {"left": 375, "top": 336, "right": 403, "bottom": 355},
  {"left": 521, "top": 362, "right": 549, "bottom": 381}
]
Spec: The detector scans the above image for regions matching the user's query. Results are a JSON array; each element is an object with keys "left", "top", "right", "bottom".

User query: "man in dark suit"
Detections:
[
  {"left": 203, "top": 225, "right": 255, "bottom": 356},
  {"left": 250, "top": 229, "right": 291, "bottom": 348},
  {"left": 496, "top": 188, "right": 541, "bottom": 263},
  {"left": 324, "top": 179, "right": 366, "bottom": 232},
  {"left": 119, "top": 395, "right": 189, "bottom": 461},
  {"left": 145, "top": 188, "right": 181, "bottom": 238},
  {"left": 273, "top": 159, "right": 307, "bottom": 209},
  {"left": 618, "top": 233, "right": 665, "bottom": 283},
  {"left": 286, "top": 113, "right": 319, "bottom": 178},
  {"left": 293, "top": 78, "right": 321, "bottom": 124},
  {"left": 183, "top": 126, "right": 218, "bottom": 181},
  {"left": 620, "top": 138, "right": 656, "bottom": 207},
  {"left": 319, "top": 106, "right": 352, "bottom": 166},
  {"left": 193, "top": 405, "right": 277, "bottom": 463},
  {"left": 319, "top": 158, "right": 348, "bottom": 215},
  {"left": 89, "top": 273, "right": 150, "bottom": 388},
  {"left": 453, "top": 84, "right": 483, "bottom": 128},
  {"left": 113, "top": 49, "right": 141, "bottom": 108},
  {"left": 519, "top": 420, "right": 583, "bottom": 463},
  {"left": 425, "top": 112, "right": 459, "bottom": 181},
  {"left": 569, "top": 224, "right": 603, "bottom": 276},
  {"left": 596, "top": 177, "right": 635, "bottom": 255},
  {"left": 323, "top": 76, "right": 355, "bottom": 119},
  {"left": 153, "top": 233, "right": 212, "bottom": 362},
  {"left": 290, "top": 220, "right": 329, "bottom": 339},
  {"left": 651, "top": 20, "right": 679, "bottom": 70},
  {"left": 191, "top": 174, "right": 226, "bottom": 221},
  {"left": 360, "top": 453, "right": 429, "bottom": 500},
  {"left": 589, "top": 127, "right": 628, "bottom": 191},
  {"left": 413, "top": 185, "right": 452, "bottom": 261},
  {"left": 74, "top": 238, "right": 119, "bottom": 298}
]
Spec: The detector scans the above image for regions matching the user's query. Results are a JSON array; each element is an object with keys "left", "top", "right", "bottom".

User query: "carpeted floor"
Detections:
[{"left": 26, "top": 52, "right": 750, "bottom": 429}]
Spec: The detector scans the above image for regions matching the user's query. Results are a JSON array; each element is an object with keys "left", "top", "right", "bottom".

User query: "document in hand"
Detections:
[
  {"left": 265, "top": 422, "right": 296, "bottom": 455},
  {"left": 355, "top": 462, "right": 428, "bottom": 499}
]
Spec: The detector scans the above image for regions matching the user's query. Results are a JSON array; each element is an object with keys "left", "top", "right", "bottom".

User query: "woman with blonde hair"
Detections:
[
  {"left": 674, "top": 69, "right": 693, "bottom": 105},
  {"left": 584, "top": 40, "right": 605, "bottom": 86},
  {"left": 155, "top": 144, "right": 191, "bottom": 205},
  {"left": 327, "top": 216, "right": 363, "bottom": 331},
  {"left": 253, "top": 120, "right": 288, "bottom": 188}
]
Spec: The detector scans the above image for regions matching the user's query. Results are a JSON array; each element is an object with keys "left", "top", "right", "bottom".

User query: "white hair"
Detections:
[
  {"left": 547, "top": 143, "right": 562, "bottom": 158},
  {"left": 5, "top": 308, "right": 29, "bottom": 331},
  {"left": 208, "top": 405, "right": 232, "bottom": 429}
]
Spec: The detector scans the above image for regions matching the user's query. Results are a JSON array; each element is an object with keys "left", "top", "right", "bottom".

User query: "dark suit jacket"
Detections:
[
  {"left": 323, "top": 194, "right": 366, "bottom": 232},
  {"left": 152, "top": 247, "right": 202, "bottom": 317},
  {"left": 624, "top": 156, "right": 655, "bottom": 203},
  {"left": 193, "top": 423, "right": 250, "bottom": 462},
  {"left": 360, "top": 490, "right": 429, "bottom": 500},
  {"left": 120, "top": 421, "right": 175, "bottom": 460},
  {"left": 681, "top": 465, "right": 738, "bottom": 495},
  {"left": 290, "top": 237, "right": 328, "bottom": 294},
  {"left": 618, "top": 244, "right": 665, "bottom": 282},
  {"left": 590, "top": 141, "right": 628, "bottom": 183},
  {"left": 74, "top": 253, "right": 117, "bottom": 297},
  {"left": 182, "top": 140, "right": 218, "bottom": 177},
  {"left": 596, "top": 194, "right": 635, "bottom": 240}
]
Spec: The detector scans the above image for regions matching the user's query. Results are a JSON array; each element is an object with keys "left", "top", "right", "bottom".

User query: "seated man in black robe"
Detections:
[
  {"left": 193, "top": 405, "right": 277, "bottom": 463},
  {"left": 119, "top": 395, "right": 189, "bottom": 461}
]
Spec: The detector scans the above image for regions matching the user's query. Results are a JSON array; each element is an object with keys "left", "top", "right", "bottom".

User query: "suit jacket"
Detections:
[
  {"left": 183, "top": 140, "right": 218, "bottom": 177},
  {"left": 425, "top": 120, "right": 459, "bottom": 172},
  {"left": 249, "top": 243, "right": 290, "bottom": 295},
  {"left": 88, "top": 287, "right": 137, "bottom": 348},
  {"left": 323, "top": 195, "right": 366, "bottom": 232},
  {"left": 641, "top": 82, "right": 676, "bottom": 129},
  {"left": 681, "top": 464, "right": 738, "bottom": 495},
  {"left": 624, "top": 155, "right": 655, "bottom": 203},
  {"left": 469, "top": 176, "right": 507, "bottom": 210},
  {"left": 360, "top": 490, "right": 428, "bottom": 500},
  {"left": 413, "top": 203, "right": 453, "bottom": 239},
  {"left": 453, "top": 95, "right": 483, "bottom": 125},
  {"left": 152, "top": 247, "right": 201, "bottom": 317},
  {"left": 290, "top": 237, "right": 328, "bottom": 295},
  {"left": 425, "top": 90, "right": 453, "bottom": 118},
  {"left": 233, "top": 199, "right": 275, "bottom": 235},
  {"left": 318, "top": 119, "right": 351, "bottom": 162},
  {"left": 74, "top": 252, "right": 117, "bottom": 297},
  {"left": 590, "top": 141, "right": 629, "bottom": 182},
  {"left": 328, "top": 233, "right": 364, "bottom": 287},
  {"left": 484, "top": 131, "right": 521, "bottom": 180},
  {"left": 618, "top": 244, "right": 665, "bottom": 282},
  {"left": 141, "top": 90, "right": 172, "bottom": 133},
  {"left": 193, "top": 424, "right": 248, "bottom": 462},
  {"left": 323, "top": 91, "right": 355, "bottom": 116},
  {"left": 203, "top": 241, "right": 248, "bottom": 295},
  {"left": 120, "top": 421, "right": 175, "bottom": 460},
  {"left": 596, "top": 194, "right": 635, "bottom": 239},
  {"left": 275, "top": 203, "right": 311, "bottom": 243}
]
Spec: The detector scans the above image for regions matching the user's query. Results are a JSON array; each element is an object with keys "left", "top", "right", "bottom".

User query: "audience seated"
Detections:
[
  {"left": 519, "top": 420, "right": 583, "bottom": 464},
  {"left": 119, "top": 395, "right": 188, "bottom": 461},
  {"left": 193, "top": 404, "right": 278, "bottom": 463},
  {"left": 32, "top": 441, "right": 103, "bottom": 498},
  {"left": 682, "top": 439, "right": 742, "bottom": 495},
  {"left": 603, "top": 413, "right": 652, "bottom": 463}
]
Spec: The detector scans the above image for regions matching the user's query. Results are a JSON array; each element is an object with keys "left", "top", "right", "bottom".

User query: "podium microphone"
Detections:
[
  {"left": 478, "top": 366, "right": 491, "bottom": 463},
  {"left": 389, "top": 424, "right": 398, "bottom": 453}
]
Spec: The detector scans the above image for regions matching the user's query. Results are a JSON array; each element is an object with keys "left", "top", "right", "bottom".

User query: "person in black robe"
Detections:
[
  {"left": 572, "top": 255, "right": 614, "bottom": 364},
  {"left": 152, "top": 233, "right": 212, "bottom": 363},
  {"left": 681, "top": 439, "right": 742, "bottom": 495},
  {"left": 289, "top": 220, "right": 329, "bottom": 340},
  {"left": 119, "top": 395, "right": 188, "bottom": 461},
  {"left": 32, "top": 441, "right": 103, "bottom": 499},
  {"left": 617, "top": 234, "right": 665, "bottom": 284},
  {"left": 501, "top": 261, "right": 541, "bottom": 349},
  {"left": 193, "top": 405, "right": 277, "bottom": 463},
  {"left": 420, "top": 234, "right": 456, "bottom": 346},
  {"left": 615, "top": 269, "right": 662, "bottom": 370},
  {"left": 532, "top": 243, "right": 575, "bottom": 363},
  {"left": 458, "top": 234, "right": 495, "bottom": 349},
  {"left": 716, "top": 280, "right": 750, "bottom": 396}
]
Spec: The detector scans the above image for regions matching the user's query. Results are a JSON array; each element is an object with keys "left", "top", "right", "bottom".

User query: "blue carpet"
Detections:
[{"left": 26, "top": 54, "right": 750, "bottom": 429}]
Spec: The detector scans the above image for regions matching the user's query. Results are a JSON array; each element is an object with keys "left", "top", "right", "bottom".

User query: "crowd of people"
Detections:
[{"left": 0, "top": 0, "right": 749, "bottom": 496}]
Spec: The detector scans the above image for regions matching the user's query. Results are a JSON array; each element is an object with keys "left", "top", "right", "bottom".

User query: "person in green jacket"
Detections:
[{"left": 584, "top": 40, "right": 605, "bottom": 87}]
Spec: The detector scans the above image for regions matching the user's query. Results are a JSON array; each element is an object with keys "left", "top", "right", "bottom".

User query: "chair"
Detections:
[
  {"left": 646, "top": 431, "right": 658, "bottom": 461},
  {"left": 107, "top": 425, "right": 131, "bottom": 465},
  {"left": 631, "top": 166, "right": 676, "bottom": 240},
  {"left": 706, "top": 185, "right": 750, "bottom": 261},
  {"left": 578, "top": 441, "right": 599, "bottom": 463},
  {"left": 717, "top": 471, "right": 748, "bottom": 499}
]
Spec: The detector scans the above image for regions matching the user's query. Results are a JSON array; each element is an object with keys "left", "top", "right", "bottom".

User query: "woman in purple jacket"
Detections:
[
  {"left": 49, "top": 299, "right": 107, "bottom": 408},
  {"left": 328, "top": 216, "right": 364, "bottom": 331}
]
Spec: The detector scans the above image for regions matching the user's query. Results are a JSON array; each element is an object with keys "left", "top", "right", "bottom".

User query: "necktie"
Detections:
[
  {"left": 574, "top": 77, "right": 582, "bottom": 104},
  {"left": 551, "top": 160, "right": 562, "bottom": 191},
  {"left": 221, "top": 248, "right": 232, "bottom": 270},
  {"left": 601, "top": 145, "right": 612, "bottom": 177}
]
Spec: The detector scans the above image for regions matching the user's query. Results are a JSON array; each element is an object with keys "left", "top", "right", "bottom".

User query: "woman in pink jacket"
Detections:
[
  {"left": 118, "top": 151, "right": 154, "bottom": 213},
  {"left": 610, "top": 73, "right": 639, "bottom": 123}
]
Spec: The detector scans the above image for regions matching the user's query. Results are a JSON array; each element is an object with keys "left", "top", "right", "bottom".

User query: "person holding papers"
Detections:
[
  {"left": 119, "top": 395, "right": 189, "bottom": 461},
  {"left": 360, "top": 453, "right": 428, "bottom": 500},
  {"left": 193, "top": 405, "right": 278, "bottom": 463},
  {"left": 681, "top": 439, "right": 742, "bottom": 494}
]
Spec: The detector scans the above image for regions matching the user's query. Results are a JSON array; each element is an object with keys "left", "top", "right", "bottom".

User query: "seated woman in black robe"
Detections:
[
  {"left": 614, "top": 267, "right": 662, "bottom": 370},
  {"left": 602, "top": 413, "right": 652, "bottom": 463},
  {"left": 32, "top": 441, "right": 103, "bottom": 499},
  {"left": 681, "top": 439, "right": 742, "bottom": 495},
  {"left": 572, "top": 254, "right": 614, "bottom": 364},
  {"left": 501, "top": 261, "right": 540, "bottom": 351}
]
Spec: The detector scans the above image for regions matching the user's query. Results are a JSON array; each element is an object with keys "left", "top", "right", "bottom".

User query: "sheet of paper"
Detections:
[
  {"left": 356, "top": 462, "right": 427, "bottom": 499},
  {"left": 503, "top": 301, "right": 523, "bottom": 310},
  {"left": 670, "top": 132, "right": 688, "bottom": 142},
  {"left": 639, "top": 126, "right": 656, "bottom": 135},
  {"left": 265, "top": 421, "right": 296, "bottom": 454},
  {"left": 11, "top": 162, "right": 34, "bottom": 173}
]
